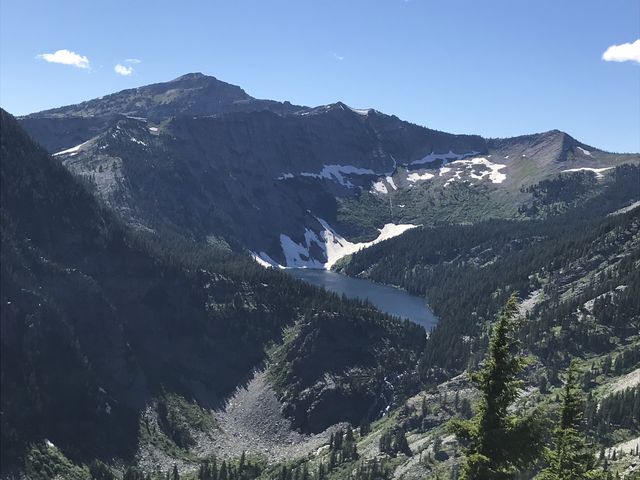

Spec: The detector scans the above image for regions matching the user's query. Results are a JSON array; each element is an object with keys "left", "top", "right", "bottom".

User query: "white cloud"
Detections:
[
  {"left": 36, "top": 49, "right": 90, "bottom": 69},
  {"left": 333, "top": 53, "right": 344, "bottom": 61},
  {"left": 114, "top": 64, "right": 134, "bottom": 76},
  {"left": 602, "top": 39, "right": 640, "bottom": 64},
  {"left": 124, "top": 58, "right": 141, "bottom": 64}
]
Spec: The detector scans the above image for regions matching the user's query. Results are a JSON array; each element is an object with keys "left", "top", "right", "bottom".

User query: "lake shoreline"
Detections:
[{"left": 285, "top": 268, "right": 438, "bottom": 331}]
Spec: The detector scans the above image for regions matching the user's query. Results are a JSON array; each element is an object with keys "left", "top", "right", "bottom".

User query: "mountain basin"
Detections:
[{"left": 286, "top": 268, "right": 437, "bottom": 330}]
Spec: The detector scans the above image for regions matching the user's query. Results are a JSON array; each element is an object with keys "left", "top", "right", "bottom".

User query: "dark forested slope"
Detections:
[{"left": 0, "top": 109, "right": 424, "bottom": 470}]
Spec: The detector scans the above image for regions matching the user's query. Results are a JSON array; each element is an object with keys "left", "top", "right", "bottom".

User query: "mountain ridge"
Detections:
[
  {"left": 19, "top": 73, "right": 627, "bottom": 155},
  {"left": 14, "top": 73, "right": 640, "bottom": 269}
]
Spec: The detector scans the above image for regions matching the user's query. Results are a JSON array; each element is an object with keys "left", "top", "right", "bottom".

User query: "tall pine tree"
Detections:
[
  {"left": 537, "top": 360, "right": 606, "bottom": 480},
  {"left": 452, "top": 293, "right": 544, "bottom": 479}
]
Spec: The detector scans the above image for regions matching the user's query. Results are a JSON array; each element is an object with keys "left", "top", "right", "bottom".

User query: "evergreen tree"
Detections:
[
  {"left": 458, "top": 398, "right": 473, "bottom": 419},
  {"left": 123, "top": 467, "right": 146, "bottom": 480},
  {"left": 451, "top": 294, "right": 544, "bottom": 479},
  {"left": 239, "top": 451, "right": 246, "bottom": 470},
  {"left": 421, "top": 396, "right": 430, "bottom": 416},
  {"left": 300, "top": 463, "right": 310, "bottom": 480},
  {"left": 219, "top": 461, "right": 228, "bottom": 480},
  {"left": 343, "top": 426, "right": 358, "bottom": 460},
  {"left": 433, "top": 435, "right": 443, "bottom": 454},
  {"left": 394, "top": 429, "right": 412, "bottom": 457},
  {"left": 89, "top": 460, "right": 116, "bottom": 480},
  {"left": 359, "top": 419, "right": 371, "bottom": 436},
  {"left": 379, "top": 430, "right": 393, "bottom": 454},
  {"left": 329, "top": 449, "right": 337, "bottom": 470},
  {"left": 537, "top": 361, "right": 606, "bottom": 479}
]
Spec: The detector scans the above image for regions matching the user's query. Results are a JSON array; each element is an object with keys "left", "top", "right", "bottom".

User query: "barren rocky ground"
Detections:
[
  {"left": 210, "top": 369, "right": 341, "bottom": 461},
  {"left": 137, "top": 369, "right": 342, "bottom": 474}
]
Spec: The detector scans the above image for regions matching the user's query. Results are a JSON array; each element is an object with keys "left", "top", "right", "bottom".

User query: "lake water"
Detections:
[{"left": 286, "top": 269, "right": 438, "bottom": 330}]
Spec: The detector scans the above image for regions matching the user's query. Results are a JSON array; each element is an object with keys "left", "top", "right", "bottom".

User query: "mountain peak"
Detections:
[
  {"left": 301, "top": 101, "right": 376, "bottom": 118},
  {"left": 20, "top": 74, "right": 302, "bottom": 151},
  {"left": 172, "top": 72, "right": 207, "bottom": 81},
  {"left": 170, "top": 72, "right": 225, "bottom": 86},
  {"left": 24, "top": 72, "right": 252, "bottom": 122}
]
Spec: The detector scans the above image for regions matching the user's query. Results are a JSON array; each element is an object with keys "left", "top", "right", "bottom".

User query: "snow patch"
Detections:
[
  {"left": 52, "top": 139, "right": 91, "bottom": 157},
  {"left": 608, "top": 200, "right": 640, "bottom": 216},
  {"left": 148, "top": 126, "right": 159, "bottom": 132},
  {"left": 251, "top": 251, "right": 281, "bottom": 268},
  {"left": 410, "top": 150, "right": 480, "bottom": 166},
  {"left": 443, "top": 170, "right": 464, "bottom": 187},
  {"left": 576, "top": 146, "right": 592, "bottom": 156},
  {"left": 348, "top": 106, "right": 372, "bottom": 116},
  {"left": 449, "top": 157, "right": 507, "bottom": 184},
  {"left": 254, "top": 220, "right": 418, "bottom": 270},
  {"left": 315, "top": 445, "right": 330, "bottom": 456},
  {"left": 280, "top": 232, "right": 325, "bottom": 268},
  {"left": 372, "top": 180, "right": 388, "bottom": 194},
  {"left": 386, "top": 176, "right": 397, "bottom": 190},
  {"left": 315, "top": 219, "right": 418, "bottom": 269},
  {"left": 371, "top": 176, "right": 398, "bottom": 194},
  {"left": 407, "top": 171, "right": 435, "bottom": 182},
  {"left": 130, "top": 137, "right": 147, "bottom": 146},
  {"left": 562, "top": 167, "right": 613, "bottom": 179}
]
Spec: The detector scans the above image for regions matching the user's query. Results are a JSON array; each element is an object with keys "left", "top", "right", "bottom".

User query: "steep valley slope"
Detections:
[{"left": 0, "top": 109, "right": 424, "bottom": 475}]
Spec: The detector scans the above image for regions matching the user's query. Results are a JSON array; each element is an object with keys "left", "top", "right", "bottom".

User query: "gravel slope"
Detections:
[
  {"left": 137, "top": 369, "right": 341, "bottom": 474},
  {"left": 210, "top": 369, "right": 340, "bottom": 461}
]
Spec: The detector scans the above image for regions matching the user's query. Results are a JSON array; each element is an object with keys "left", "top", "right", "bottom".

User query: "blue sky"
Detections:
[{"left": 1, "top": 0, "right": 638, "bottom": 152}]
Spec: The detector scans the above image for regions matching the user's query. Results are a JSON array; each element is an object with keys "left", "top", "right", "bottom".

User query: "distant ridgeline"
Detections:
[{"left": 18, "top": 73, "right": 639, "bottom": 270}]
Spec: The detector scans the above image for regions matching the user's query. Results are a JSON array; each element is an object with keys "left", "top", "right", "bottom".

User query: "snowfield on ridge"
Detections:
[{"left": 253, "top": 219, "right": 418, "bottom": 269}]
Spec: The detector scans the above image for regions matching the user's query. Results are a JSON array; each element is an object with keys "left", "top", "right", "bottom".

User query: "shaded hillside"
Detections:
[
  {"left": 38, "top": 99, "right": 487, "bottom": 261},
  {"left": 0, "top": 109, "right": 424, "bottom": 470}
]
